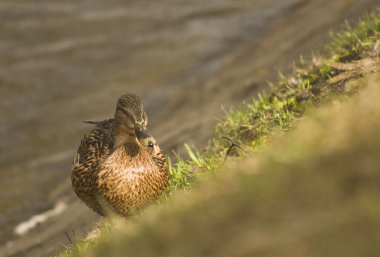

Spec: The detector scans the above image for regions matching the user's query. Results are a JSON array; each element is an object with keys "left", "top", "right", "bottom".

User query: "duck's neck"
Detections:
[
  {"left": 113, "top": 132, "right": 134, "bottom": 146},
  {"left": 113, "top": 123, "right": 139, "bottom": 154},
  {"left": 114, "top": 137, "right": 140, "bottom": 158}
]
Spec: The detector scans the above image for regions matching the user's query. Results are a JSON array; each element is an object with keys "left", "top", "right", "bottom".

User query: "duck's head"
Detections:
[{"left": 113, "top": 93, "right": 149, "bottom": 147}]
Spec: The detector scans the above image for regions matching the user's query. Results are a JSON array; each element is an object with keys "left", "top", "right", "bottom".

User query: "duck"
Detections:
[{"left": 71, "top": 94, "right": 169, "bottom": 216}]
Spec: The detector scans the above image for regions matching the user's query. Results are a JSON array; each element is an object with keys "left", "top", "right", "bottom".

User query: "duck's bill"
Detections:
[{"left": 136, "top": 129, "right": 151, "bottom": 140}]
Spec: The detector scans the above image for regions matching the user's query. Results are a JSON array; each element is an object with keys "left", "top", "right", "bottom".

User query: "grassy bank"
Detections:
[
  {"left": 167, "top": 9, "right": 380, "bottom": 195},
  {"left": 60, "top": 10, "right": 380, "bottom": 257}
]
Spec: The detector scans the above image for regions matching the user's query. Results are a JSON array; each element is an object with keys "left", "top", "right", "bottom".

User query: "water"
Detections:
[{"left": 0, "top": 0, "right": 378, "bottom": 256}]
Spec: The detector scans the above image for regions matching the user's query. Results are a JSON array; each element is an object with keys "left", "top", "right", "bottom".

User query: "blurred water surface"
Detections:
[{"left": 0, "top": 0, "right": 378, "bottom": 256}]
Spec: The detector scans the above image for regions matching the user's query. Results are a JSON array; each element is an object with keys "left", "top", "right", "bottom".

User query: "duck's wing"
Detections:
[
  {"left": 153, "top": 148, "right": 168, "bottom": 173},
  {"left": 151, "top": 142, "right": 169, "bottom": 183},
  {"left": 74, "top": 119, "right": 114, "bottom": 164},
  {"left": 71, "top": 119, "right": 114, "bottom": 215}
]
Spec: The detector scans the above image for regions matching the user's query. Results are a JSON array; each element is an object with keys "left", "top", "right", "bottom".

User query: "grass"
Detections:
[
  {"left": 86, "top": 73, "right": 380, "bottom": 257},
  {"left": 168, "top": 9, "right": 380, "bottom": 191},
  {"left": 59, "top": 9, "right": 380, "bottom": 257}
]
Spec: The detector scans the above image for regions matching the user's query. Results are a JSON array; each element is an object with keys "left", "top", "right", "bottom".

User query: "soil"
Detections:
[{"left": 0, "top": 0, "right": 378, "bottom": 256}]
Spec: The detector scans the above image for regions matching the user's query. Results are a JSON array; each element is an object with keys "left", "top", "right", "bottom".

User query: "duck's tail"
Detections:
[{"left": 83, "top": 119, "right": 114, "bottom": 129}]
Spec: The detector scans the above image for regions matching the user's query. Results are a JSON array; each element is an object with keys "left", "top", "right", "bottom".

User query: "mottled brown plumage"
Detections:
[{"left": 71, "top": 94, "right": 169, "bottom": 216}]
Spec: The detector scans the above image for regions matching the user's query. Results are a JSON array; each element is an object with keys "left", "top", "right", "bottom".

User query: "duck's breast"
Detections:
[{"left": 96, "top": 147, "right": 167, "bottom": 214}]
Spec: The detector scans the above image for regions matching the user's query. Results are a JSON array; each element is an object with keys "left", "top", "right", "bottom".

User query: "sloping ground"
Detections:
[
  {"left": 60, "top": 10, "right": 380, "bottom": 257},
  {"left": 86, "top": 72, "right": 380, "bottom": 257},
  {"left": 55, "top": 7, "right": 380, "bottom": 256}
]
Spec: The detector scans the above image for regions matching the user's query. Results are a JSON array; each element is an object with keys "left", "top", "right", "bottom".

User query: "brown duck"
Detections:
[{"left": 71, "top": 94, "right": 169, "bottom": 216}]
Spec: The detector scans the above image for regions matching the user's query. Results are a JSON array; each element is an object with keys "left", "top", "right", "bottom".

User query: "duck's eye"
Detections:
[{"left": 148, "top": 141, "right": 154, "bottom": 148}]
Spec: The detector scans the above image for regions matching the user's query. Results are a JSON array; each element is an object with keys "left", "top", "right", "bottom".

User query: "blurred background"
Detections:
[{"left": 0, "top": 0, "right": 378, "bottom": 256}]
